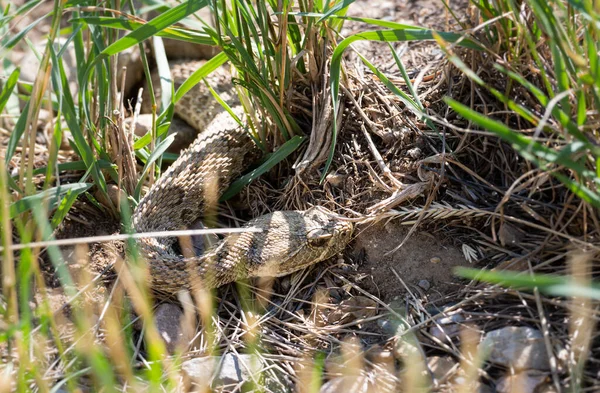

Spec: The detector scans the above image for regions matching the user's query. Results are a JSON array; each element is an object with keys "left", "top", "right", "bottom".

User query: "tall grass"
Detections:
[
  {"left": 2, "top": 0, "right": 599, "bottom": 391},
  {"left": 445, "top": 0, "right": 600, "bottom": 208},
  {"left": 447, "top": 0, "right": 600, "bottom": 305},
  {"left": 446, "top": 0, "right": 600, "bottom": 389},
  {"left": 1, "top": 0, "right": 364, "bottom": 391}
]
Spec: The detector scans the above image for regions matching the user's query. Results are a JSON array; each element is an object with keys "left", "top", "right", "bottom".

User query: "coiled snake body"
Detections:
[{"left": 131, "top": 76, "right": 353, "bottom": 293}]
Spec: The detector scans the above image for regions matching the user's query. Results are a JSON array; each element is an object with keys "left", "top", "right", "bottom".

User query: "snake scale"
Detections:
[{"left": 131, "top": 63, "right": 353, "bottom": 293}]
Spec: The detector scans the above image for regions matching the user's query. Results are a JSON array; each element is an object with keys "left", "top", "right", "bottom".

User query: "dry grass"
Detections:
[{"left": 1, "top": 0, "right": 600, "bottom": 392}]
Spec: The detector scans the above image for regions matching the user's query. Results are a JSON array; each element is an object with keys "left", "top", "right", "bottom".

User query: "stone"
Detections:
[
  {"left": 418, "top": 279, "right": 430, "bottom": 291},
  {"left": 377, "top": 319, "right": 398, "bottom": 336},
  {"left": 429, "top": 312, "right": 465, "bottom": 342},
  {"left": 154, "top": 303, "right": 185, "bottom": 354},
  {"left": 216, "top": 353, "right": 261, "bottom": 387},
  {"left": 182, "top": 353, "right": 262, "bottom": 391},
  {"left": 496, "top": 370, "right": 550, "bottom": 393},
  {"left": 482, "top": 326, "right": 550, "bottom": 371},
  {"left": 181, "top": 356, "right": 216, "bottom": 389}
]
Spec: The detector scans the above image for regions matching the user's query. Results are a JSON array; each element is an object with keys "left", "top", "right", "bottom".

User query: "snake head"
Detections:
[
  {"left": 257, "top": 207, "right": 353, "bottom": 277},
  {"left": 304, "top": 207, "right": 353, "bottom": 252}
]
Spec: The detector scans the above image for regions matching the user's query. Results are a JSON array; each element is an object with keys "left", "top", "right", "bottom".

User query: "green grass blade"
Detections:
[
  {"left": 153, "top": 36, "right": 172, "bottom": 114},
  {"left": 221, "top": 135, "right": 304, "bottom": 201},
  {"left": 446, "top": 97, "right": 600, "bottom": 208},
  {"left": 456, "top": 267, "right": 600, "bottom": 299},
  {"left": 53, "top": 40, "right": 108, "bottom": 195},
  {"left": 133, "top": 134, "right": 176, "bottom": 201},
  {"left": 317, "top": 0, "right": 355, "bottom": 22},
  {"left": 0, "top": 14, "right": 45, "bottom": 53},
  {"left": 174, "top": 52, "right": 228, "bottom": 102},
  {"left": 4, "top": 101, "right": 29, "bottom": 165},
  {"left": 99, "top": 0, "right": 209, "bottom": 57},
  {"left": 17, "top": 159, "right": 116, "bottom": 179},
  {"left": 68, "top": 16, "right": 215, "bottom": 46},
  {"left": 133, "top": 53, "right": 229, "bottom": 150},
  {"left": 0, "top": 67, "right": 19, "bottom": 114},
  {"left": 10, "top": 183, "right": 92, "bottom": 219}
]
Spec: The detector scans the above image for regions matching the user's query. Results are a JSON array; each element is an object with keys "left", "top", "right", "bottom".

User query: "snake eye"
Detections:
[{"left": 307, "top": 229, "right": 333, "bottom": 248}]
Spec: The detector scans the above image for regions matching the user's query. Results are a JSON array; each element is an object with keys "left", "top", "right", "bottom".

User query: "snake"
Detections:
[{"left": 130, "top": 63, "right": 353, "bottom": 293}]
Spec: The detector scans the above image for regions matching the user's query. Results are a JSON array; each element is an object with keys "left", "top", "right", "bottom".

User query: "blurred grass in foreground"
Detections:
[{"left": 1, "top": 0, "right": 599, "bottom": 391}]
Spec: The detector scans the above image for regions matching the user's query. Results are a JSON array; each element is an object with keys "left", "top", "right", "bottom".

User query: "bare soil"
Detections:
[{"left": 353, "top": 220, "right": 470, "bottom": 303}]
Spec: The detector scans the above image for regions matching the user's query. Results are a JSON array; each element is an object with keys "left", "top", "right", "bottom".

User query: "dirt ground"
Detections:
[
  {"left": 353, "top": 220, "right": 469, "bottom": 303},
  {"left": 11, "top": 0, "right": 584, "bottom": 391}
]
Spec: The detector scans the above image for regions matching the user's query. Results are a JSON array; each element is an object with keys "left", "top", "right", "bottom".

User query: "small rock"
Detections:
[
  {"left": 496, "top": 370, "right": 550, "bottom": 393},
  {"left": 430, "top": 312, "right": 465, "bottom": 342},
  {"left": 154, "top": 303, "right": 185, "bottom": 354},
  {"left": 325, "top": 173, "right": 346, "bottom": 188},
  {"left": 498, "top": 222, "right": 524, "bottom": 246},
  {"left": 482, "top": 326, "right": 550, "bottom": 371},
  {"left": 182, "top": 353, "right": 262, "bottom": 391},
  {"left": 417, "top": 279, "right": 430, "bottom": 291},
  {"left": 216, "top": 353, "right": 261, "bottom": 387},
  {"left": 125, "top": 114, "right": 153, "bottom": 137},
  {"left": 427, "top": 356, "right": 457, "bottom": 382},
  {"left": 181, "top": 356, "right": 216, "bottom": 387},
  {"left": 430, "top": 257, "right": 441, "bottom": 264},
  {"left": 407, "top": 147, "right": 422, "bottom": 159},
  {"left": 377, "top": 319, "right": 398, "bottom": 336}
]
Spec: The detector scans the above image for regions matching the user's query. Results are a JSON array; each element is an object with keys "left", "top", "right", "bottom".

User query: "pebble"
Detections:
[
  {"left": 407, "top": 147, "right": 422, "bottom": 159},
  {"left": 417, "top": 279, "right": 430, "bottom": 291},
  {"left": 154, "top": 303, "right": 185, "bottom": 354},
  {"left": 482, "top": 326, "right": 551, "bottom": 371},
  {"left": 430, "top": 257, "right": 441, "bottom": 264},
  {"left": 182, "top": 353, "right": 262, "bottom": 391},
  {"left": 377, "top": 319, "right": 399, "bottom": 336},
  {"left": 429, "top": 312, "right": 465, "bottom": 342},
  {"left": 325, "top": 173, "right": 345, "bottom": 188}
]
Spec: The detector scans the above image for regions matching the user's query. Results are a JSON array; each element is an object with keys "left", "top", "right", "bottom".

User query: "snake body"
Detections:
[{"left": 131, "top": 66, "right": 353, "bottom": 293}]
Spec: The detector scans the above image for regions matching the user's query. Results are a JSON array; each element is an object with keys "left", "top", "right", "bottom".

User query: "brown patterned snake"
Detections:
[{"left": 131, "top": 63, "right": 353, "bottom": 293}]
